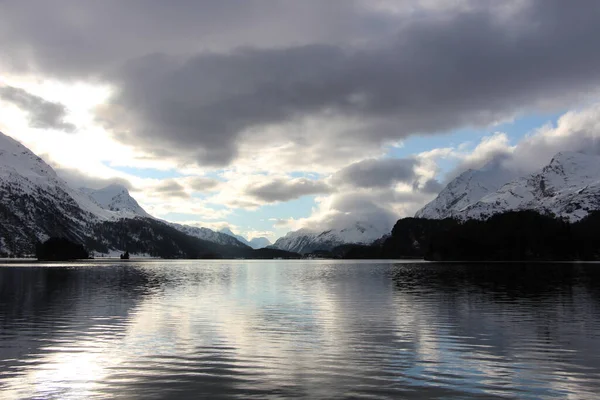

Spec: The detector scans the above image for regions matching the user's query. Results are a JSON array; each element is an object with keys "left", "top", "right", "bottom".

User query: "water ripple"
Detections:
[{"left": 1, "top": 261, "right": 600, "bottom": 399}]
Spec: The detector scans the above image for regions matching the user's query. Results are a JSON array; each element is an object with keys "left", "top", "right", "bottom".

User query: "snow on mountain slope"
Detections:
[
  {"left": 220, "top": 227, "right": 272, "bottom": 249},
  {"left": 79, "top": 184, "right": 150, "bottom": 219},
  {"left": 0, "top": 131, "right": 97, "bottom": 253},
  {"left": 249, "top": 237, "right": 271, "bottom": 249},
  {"left": 273, "top": 222, "right": 388, "bottom": 254},
  {"left": 417, "top": 151, "right": 600, "bottom": 223},
  {"left": 220, "top": 227, "right": 251, "bottom": 246},
  {"left": 459, "top": 151, "right": 600, "bottom": 222},
  {"left": 0, "top": 131, "right": 247, "bottom": 254},
  {"left": 415, "top": 163, "right": 516, "bottom": 219},
  {"left": 170, "top": 223, "right": 249, "bottom": 248}
]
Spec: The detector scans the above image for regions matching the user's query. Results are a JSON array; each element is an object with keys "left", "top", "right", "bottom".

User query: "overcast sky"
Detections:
[{"left": 2, "top": 0, "right": 600, "bottom": 240}]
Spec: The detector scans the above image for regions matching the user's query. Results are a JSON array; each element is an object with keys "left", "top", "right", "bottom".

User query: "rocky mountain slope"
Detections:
[
  {"left": 272, "top": 222, "right": 388, "bottom": 254},
  {"left": 416, "top": 151, "right": 600, "bottom": 222}
]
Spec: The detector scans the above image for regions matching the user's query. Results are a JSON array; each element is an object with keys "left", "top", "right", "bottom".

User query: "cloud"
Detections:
[
  {"left": 95, "top": 0, "right": 600, "bottom": 167},
  {"left": 332, "top": 157, "right": 418, "bottom": 188},
  {"left": 153, "top": 179, "right": 189, "bottom": 199},
  {"left": 186, "top": 177, "right": 220, "bottom": 192},
  {"left": 423, "top": 105, "right": 600, "bottom": 186},
  {"left": 54, "top": 166, "right": 134, "bottom": 190},
  {"left": 0, "top": 85, "right": 75, "bottom": 132},
  {"left": 4, "top": 1, "right": 600, "bottom": 169},
  {"left": 245, "top": 177, "right": 331, "bottom": 203},
  {"left": 0, "top": 1, "right": 389, "bottom": 76},
  {"left": 418, "top": 179, "right": 444, "bottom": 194}
]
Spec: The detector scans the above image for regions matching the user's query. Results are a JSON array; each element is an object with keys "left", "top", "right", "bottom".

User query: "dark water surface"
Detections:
[{"left": 1, "top": 260, "right": 600, "bottom": 399}]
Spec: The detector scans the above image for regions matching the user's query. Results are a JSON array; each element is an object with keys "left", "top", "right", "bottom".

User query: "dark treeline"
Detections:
[
  {"left": 36, "top": 237, "right": 89, "bottom": 261},
  {"left": 335, "top": 211, "right": 600, "bottom": 261}
]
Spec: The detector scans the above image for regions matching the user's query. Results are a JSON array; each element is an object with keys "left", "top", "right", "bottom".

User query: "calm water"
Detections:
[{"left": 1, "top": 260, "right": 600, "bottom": 399}]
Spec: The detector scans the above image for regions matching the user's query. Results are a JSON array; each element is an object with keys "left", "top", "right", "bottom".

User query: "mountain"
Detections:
[
  {"left": 460, "top": 152, "right": 600, "bottom": 222},
  {"left": 0, "top": 131, "right": 98, "bottom": 255},
  {"left": 416, "top": 151, "right": 600, "bottom": 222},
  {"left": 171, "top": 223, "right": 249, "bottom": 248},
  {"left": 79, "top": 184, "right": 150, "bottom": 219},
  {"left": 335, "top": 210, "right": 600, "bottom": 261},
  {"left": 0, "top": 131, "right": 248, "bottom": 256},
  {"left": 249, "top": 237, "right": 271, "bottom": 249},
  {"left": 272, "top": 222, "right": 388, "bottom": 254},
  {"left": 220, "top": 227, "right": 272, "bottom": 249},
  {"left": 415, "top": 162, "right": 515, "bottom": 219}
]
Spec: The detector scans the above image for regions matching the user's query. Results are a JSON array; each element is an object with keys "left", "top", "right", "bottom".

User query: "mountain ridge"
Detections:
[
  {"left": 0, "top": 131, "right": 250, "bottom": 256},
  {"left": 219, "top": 227, "right": 272, "bottom": 249},
  {"left": 272, "top": 222, "right": 388, "bottom": 254},
  {"left": 416, "top": 151, "right": 600, "bottom": 222}
]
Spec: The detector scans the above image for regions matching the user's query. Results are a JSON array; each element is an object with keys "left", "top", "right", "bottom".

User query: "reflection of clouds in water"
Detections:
[
  {"left": 0, "top": 265, "right": 152, "bottom": 399},
  {"left": 1, "top": 261, "right": 600, "bottom": 398}
]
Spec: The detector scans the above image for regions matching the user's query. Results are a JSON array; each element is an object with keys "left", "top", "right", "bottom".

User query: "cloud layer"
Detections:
[{"left": 4, "top": 1, "right": 600, "bottom": 169}]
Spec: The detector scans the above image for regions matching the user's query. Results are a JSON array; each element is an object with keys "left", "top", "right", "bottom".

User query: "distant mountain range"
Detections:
[
  {"left": 219, "top": 227, "right": 271, "bottom": 249},
  {"left": 271, "top": 222, "right": 389, "bottom": 254},
  {"left": 0, "top": 131, "right": 294, "bottom": 258},
  {"left": 4, "top": 127, "right": 600, "bottom": 259}
]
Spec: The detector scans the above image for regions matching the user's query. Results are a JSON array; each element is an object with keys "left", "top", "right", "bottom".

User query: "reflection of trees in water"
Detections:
[{"left": 389, "top": 262, "right": 600, "bottom": 393}]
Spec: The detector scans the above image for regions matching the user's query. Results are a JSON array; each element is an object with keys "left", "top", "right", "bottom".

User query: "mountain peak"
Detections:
[
  {"left": 415, "top": 165, "right": 516, "bottom": 219},
  {"left": 219, "top": 227, "right": 235, "bottom": 236},
  {"left": 79, "top": 184, "right": 150, "bottom": 218}
]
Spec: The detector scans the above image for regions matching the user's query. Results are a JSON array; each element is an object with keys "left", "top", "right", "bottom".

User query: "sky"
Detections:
[{"left": 2, "top": 0, "right": 600, "bottom": 241}]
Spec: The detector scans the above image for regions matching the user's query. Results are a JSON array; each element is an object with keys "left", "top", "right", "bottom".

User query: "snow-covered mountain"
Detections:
[
  {"left": 272, "top": 222, "right": 388, "bottom": 254},
  {"left": 220, "top": 227, "right": 271, "bottom": 249},
  {"left": 415, "top": 162, "right": 516, "bottom": 219},
  {"left": 79, "top": 184, "right": 150, "bottom": 219},
  {"left": 0, "top": 131, "right": 247, "bottom": 255},
  {"left": 0, "top": 131, "right": 96, "bottom": 253},
  {"left": 170, "top": 223, "right": 249, "bottom": 248},
  {"left": 416, "top": 151, "right": 600, "bottom": 222},
  {"left": 249, "top": 237, "right": 271, "bottom": 249}
]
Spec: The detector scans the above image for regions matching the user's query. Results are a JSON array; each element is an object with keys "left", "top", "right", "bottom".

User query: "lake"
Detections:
[{"left": 1, "top": 260, "right": 600, "bottom": 399}]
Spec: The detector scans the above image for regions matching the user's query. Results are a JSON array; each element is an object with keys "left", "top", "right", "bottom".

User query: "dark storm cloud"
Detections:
[
  {"left": 246, "top": 178, "right": 331, "bottom": 203},
  {"left": 0, "top": 0, "right": 385, "bottom": 76},
  {"left": 332, "top": 158, "right": 418, "bottom": 188},
  {"left": 3, "top": 1, "right": 600, "bottom": 167},
  {"left": 98, "top": 0, "right": 600, "bottom": 166},
  {"left": 0, "top": 85, "right": 75, "bottom": 132}
]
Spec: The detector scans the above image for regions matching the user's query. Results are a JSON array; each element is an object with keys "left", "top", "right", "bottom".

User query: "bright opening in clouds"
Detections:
[{"left": 2, "top": 0, "right": 600, "bottom": 241}]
